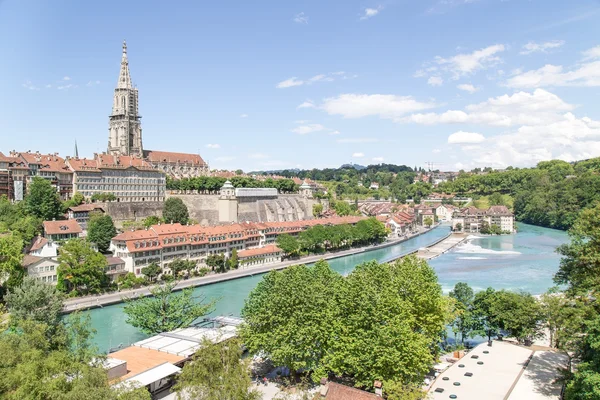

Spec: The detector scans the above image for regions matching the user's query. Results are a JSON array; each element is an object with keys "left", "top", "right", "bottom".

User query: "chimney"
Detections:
[
  {"left": 374, "top": 380, "right": 383, "bottom": 397},
  {"left": 319, "top": 378, "right": 328, "bottom": 398}
]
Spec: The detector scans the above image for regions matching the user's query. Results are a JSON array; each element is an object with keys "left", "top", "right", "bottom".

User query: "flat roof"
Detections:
[
  {"left": 507, "top": 350, "right": 567, "bottom": 400},
  {"left": 134, "top": 325, "right": 238, "bottom": 357},
  {"left": 119, "top": 362, "right": 181, "bottom": 389},
  {"left": 429, "top": 341, "right": 532, "bottom": 400},
  {"left": 108, "top": 346, "right": 184, "bottom": 381}
]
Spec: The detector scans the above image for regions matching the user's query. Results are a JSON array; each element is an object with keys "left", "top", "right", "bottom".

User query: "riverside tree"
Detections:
[
  {"left": 141, "top": 262, "right": 162, "bottom": 282},
  {"left": 123, "top": 282, "right": 214, "bottom": 335},
  {"left": 449, "top": 282, "right": 475, "bottom": 345},
  {"left": 173, "top": 338, "right": 260, "bottom": 400},
  {"left": 87, "top": 212, "right": 117, "bottom": 253},
  {"left": 163, "top": 197, "right": 189, "bottom": 225},
  {"left": 241, "top": 256, "right": 448, "bottom": 390}
]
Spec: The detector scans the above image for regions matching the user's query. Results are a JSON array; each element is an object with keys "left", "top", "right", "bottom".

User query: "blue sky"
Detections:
[{"left": 1, "top": 0, "right": 600, "bottom": 172}]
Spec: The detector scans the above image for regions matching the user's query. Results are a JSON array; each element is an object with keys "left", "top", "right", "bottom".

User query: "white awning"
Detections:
[{"left": 122, "top": 362, "right": 181, "bottom": 388}]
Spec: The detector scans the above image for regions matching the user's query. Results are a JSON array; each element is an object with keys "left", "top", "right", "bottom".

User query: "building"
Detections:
[
  {"left": 385, "top": 211, "right": 417, "bottom": 237},
  {"left": 106, "top": 41, "right": 208, "bottom": 178},
  {"left": 67, "top": 204, "right": 105, "bottom": 230},
  {"left": 110, "top": 216, "right": 363, "bottom": 276},
  {"left": 66, "top": 154, "right": 166, "bottom": 203},
  {"left": 318, "top": 380, "right": 381, "bottom": 400},
  {"left": 435, "top": 204, "right": 458, "bottom": 223},
  {"left": 452, "top": 205, "right": 515, "bottom": 233},
  {"left": 22, "top": 255, "right": 60, "bottom": 284},
  {"left": 237, "top": 245, "right": 282, "bottom": 267},
  {"left": 105, "top": 255, "right": 127, "bottom": 282},
  {"left": 43, "top": 219, "right": 82, "bottom": 241}
]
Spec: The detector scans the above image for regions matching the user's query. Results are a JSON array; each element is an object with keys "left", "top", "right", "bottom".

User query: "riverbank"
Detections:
[{"left": 63, "top": 225, "right": 442, "bottom": 313}]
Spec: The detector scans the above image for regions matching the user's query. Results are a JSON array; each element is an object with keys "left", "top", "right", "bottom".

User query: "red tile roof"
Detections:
[
  {"left": 43, "top": 219, "right": 82, "bottom": 236},
  {"left": 325, "top": 382, "right": 379, "bottom": 400},
  {"left": 66, "top": 158, "right": 102, "bottom": 172},
  {"left": 18, "top": 151, "right": 64, "bottom": 165},
  {"left": 29, "top": 236, "right": 48, "bottom": 252},
  {"left": 144, "top": 150, "right": 207, "bottom": 166},
  {"left": 22, "top": 255, "right": 43, "bottom": 267},
  {"left": 68, "top": 204, "right": 105, "bottom": 213},
  {"left": 238, "top": 245, "right": 281, "bottom": 258}
]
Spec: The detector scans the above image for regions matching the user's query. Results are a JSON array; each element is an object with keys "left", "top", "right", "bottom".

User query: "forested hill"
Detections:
[
  {"left": 438, "top": 158, "right": 600, "bottom": 230},
  {"left": 254, "top": 163, "right": 415, "bottom": 181}
]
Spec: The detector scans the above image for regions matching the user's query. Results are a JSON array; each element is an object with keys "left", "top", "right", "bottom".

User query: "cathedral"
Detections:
[{"left": 107, "top": 41, "right": 209, "bottom": 178}]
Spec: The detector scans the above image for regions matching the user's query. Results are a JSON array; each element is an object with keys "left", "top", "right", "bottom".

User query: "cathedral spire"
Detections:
[
  {"left": 117, "top": 40, "right": 132, "bottom": 89},
  {"left": 74, "top": 140, "right": 79, "bottom": 158}
]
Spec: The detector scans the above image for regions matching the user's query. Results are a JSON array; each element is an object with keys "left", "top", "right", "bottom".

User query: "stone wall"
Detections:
[
  {"left": 101, "top": 201, "right": 163, "bottom": 227},
  {"left": 167, "top": 194, "right": 220, "bottom": 225}
]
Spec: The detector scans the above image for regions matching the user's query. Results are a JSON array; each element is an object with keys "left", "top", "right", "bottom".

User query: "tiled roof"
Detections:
[
  {"left": 22, "top": 255, "right": 42, "bottom": 267},
  {"left": 43, "top": 219, "right": 82, "bottom": 236},
  {"left": 66, "top": 158, "right": 102, "bottom": 172},
  {"left": 238, "top": 245, "right": 281, "bottom": 258},
  {"left": 325, "top": 382, "right": 379, "bottom": 400},
  {"left": 487, "top": 205, "right": 511, "bottom": 215},
  {"left": 68, "top": 203, "right": 105, "bottom": 212},
  {"left": 105, "top": 256, "right": 125, "bottom": 266},
  {"left": 96, "top": 154, "right": 152, "bottom": 169},
  {"left": 18, "top": 151, "right": 64, "bottom": 165},
  {"left": 144, "top": 150, "right": 207, "bottom": 166},
  {"left": 29, "top": 236, "right": 48, "bottom": 252}
]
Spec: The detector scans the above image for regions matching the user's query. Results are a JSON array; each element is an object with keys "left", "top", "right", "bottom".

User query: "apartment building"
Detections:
[
  {"left": 452, "top": 205, "right": 515, "bottom": 233},
  {"left": 110, "top": 216, "right": 363, "bottom": 276}
]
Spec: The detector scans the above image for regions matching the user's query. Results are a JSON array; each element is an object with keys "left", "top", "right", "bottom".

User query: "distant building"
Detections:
[
  {"left": 435, "top": 204, "right": 457, "bottom": 223},
  {"left": 452, "top": 205, "right": 515, "bottom": 233},
  {"left": 67, "top": 204, "right": 105, "bottom": 230},
  {"left": 238, "top": 244, "right": 282, "bottom": 267}
]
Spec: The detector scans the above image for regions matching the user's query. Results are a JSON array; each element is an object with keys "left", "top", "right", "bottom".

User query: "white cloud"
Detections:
[
  {"left": 520, "top": 40, "right": 565, "bottom": 55},
  {"left": 506, "top": 48, "right": 600, "bottom": 88},
  {"left": 432, "top": 149, "right": 442, "bottom": 154},
  {"left": 401, "top": 89, "right": 574, "bottom": 127},
  {"left": 457, "top": 83, "right": 479, "bottom": 93},
  {"left": 297, "top": 101, "right": 316, "bottom": 109},
  {"left": 22, "top": 80, "right": 39, "bottom": 90},
  {"left": 292, "top": 124, "right": 325, "bottom": 134},
  {"left": 205, "top": 144, "right": 220, "bottom": 149},
  {"left": 428, "top": 76, "right": 444, "bottom": 86},
  {"left": 360, "top": 6, "right": 382, "bottom": 20},
  {"left": 86, "top": 80, "right": 101, "bottom": 87},
  {"left": 448, "top": 131, "right": 485, "bottom": 144},
  {"left": 294, "top": 12, "right": 308, "bottom": 24},
  {"left": 63, "top": 76, "right": 71, "bottom": 81},
  {"left": 276, "top": 77, "right": 304, "bottom": 88},
  {"left": 352, "top": 152, "right": 365, "bottom": 158},
  {"left": 582, "top": 45, "right": 600, "bottom": 61},
  {"left": 320, "top": 94, "right": 437, "bottom": 121},
  {"left": 294, "top": 120, "right": 311, "bottom": 124},
  {"left": 308, "top": 74, "right": 328, "bottom": 83},
  {"left": 372, "top": 157, "right": 384, "bottom": 162},
  {"left": 249, "top": 153, "right": 269, "bottom": 159},
  {"left": 57, "top": 84, "right": 76, "bottom": 90},
  {"left": 423, "top": 44, "right": 505, "bottom": 80},
  {"left": 337, "top": 138, "right": 378, "bottom": 143},
  {"left": 329, "top": 130, "right": 341, "bottom": 135},
  {"left": 240, "top": 113, "right": 248, "bottom": 118},
  {"left": 45, "top": 84, "right": 52, "bottom": 89}
]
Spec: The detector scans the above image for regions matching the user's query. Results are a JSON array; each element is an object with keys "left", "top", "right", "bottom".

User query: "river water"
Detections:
[{"left": 88, "top": 223, "right": 568, "bottom": 353}]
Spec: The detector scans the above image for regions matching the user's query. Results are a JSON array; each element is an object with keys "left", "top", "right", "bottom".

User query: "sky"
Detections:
[{"left": 1, "top": 0, "right": 600, "bottom": 172}]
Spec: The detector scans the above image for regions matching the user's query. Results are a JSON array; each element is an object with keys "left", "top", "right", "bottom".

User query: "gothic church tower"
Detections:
[{"left": 108, "top": 41, "right": 143, "bottom": 157}]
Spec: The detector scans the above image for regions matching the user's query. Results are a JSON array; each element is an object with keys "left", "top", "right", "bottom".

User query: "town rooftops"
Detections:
[
  {"left": 16, "top": 151, "right": 65, "bottom": 165},
  {"left": 108, "top": 346, "right": 185, "bottom": 382},
  {"left": 238, "top": 245, "right": 282, "bottom": 258},
  {"left": 487, "top": 205, "right": 511, "bottom": 215},
  {"left": 144, "top": 150, "right": 207, "bottom": 166},
  {"left": 43, "top": 219, "right": 82, "bottom": 236}
]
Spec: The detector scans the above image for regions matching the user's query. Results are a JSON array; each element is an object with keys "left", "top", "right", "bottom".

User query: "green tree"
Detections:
[
  {"left": 206, "top": 254, "right": 227, "bottom": 273},
  {"left": 423, "top": 216, "right": 433, "bottom": 228},
  {"left": 449, "top": 282, "right": 475, "bottom": 344},
  {"left": 488, "top": 192, "right": 505, "bottom": 206},
  {"left": 276, "top": 234, "right": 300, "bottom": 257},
  {"left": 0, "top": 233, "right": 24, "bottom": 291},
  {"left": 4, "top": 276, "right": 64, "bottom": 332},
  {"left": 312, "top": 203, "right": 323, "bottom": 217},
  {"left": 57, "top": 239, "right": 109, "bottom": 295},
  {"left": 123, "top": 282, "right": 215, "bottom": 335},
  {"left": 472, "top": 287, "right": 500, "bottom": 341},
  {"left": 454, "top": 222, "right": 463, "bottom": 232},
  {"left": 143, "top": 215, "right": 162, "bottom": 228},
  {"left": 87, "top": 212, "right": 117, "bottom": 253},
  {"left": 25, "top": 177, "right": 62, "bottom": 221},
  {"left": 90, "top": 192, "right": 117, "bottom": 202},
  {"left": 117, "top": 272, "right": 145, "bottom": 289},
  {"left": 163, "top": 197, "right": 189, "bottom": 225},
  {"left": 491, "top": 290, "right": 542, "bottom": 343},
  {"left": 384, "top": 382, "right": 427, "bottom": 400},
  {"left": 241, "top": 261, "right": 342, "bottom": 374},
  {"left": 141, "top": 262, "right": 162, "bottom": 282},
  {"left": 173, "top": 338, "right": 260, "bottom": 400},
  {"left": 229, "top": 248, "right": 239, "bottom": 270}
]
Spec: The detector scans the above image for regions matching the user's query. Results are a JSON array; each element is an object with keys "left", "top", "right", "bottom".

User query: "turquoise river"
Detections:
[{"left": 88, "top": 223, "right": 568, "bottom": 353}]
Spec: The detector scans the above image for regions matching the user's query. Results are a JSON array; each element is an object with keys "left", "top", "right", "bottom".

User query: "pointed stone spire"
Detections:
[
  {"left": 74, "top": 140, "right": 79, "bottom": 158},
  {"left": 117, "top": 40, "right": 132, "bottom": 89}
]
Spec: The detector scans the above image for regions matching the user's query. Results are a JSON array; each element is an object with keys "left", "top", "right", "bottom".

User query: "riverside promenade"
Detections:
[{"left": 63, "top": 225, "right": 445, "bottom": 313}]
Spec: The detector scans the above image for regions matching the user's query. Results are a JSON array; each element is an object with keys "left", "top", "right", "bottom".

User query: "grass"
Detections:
[{"left": 472, "top": 194, "right": 514, "bottom": 210}]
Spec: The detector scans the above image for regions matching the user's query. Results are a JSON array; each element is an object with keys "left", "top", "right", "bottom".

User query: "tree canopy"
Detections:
[
  {"left": 163, "top": 197, "right": 189, "bottom": 225},
  {"left": 123, "top": 282, "right": 215, "bottom": 335},
  {"left": 57, "top": 239, "right": 109, "bottom": 295},
  {"left": 25, "top": 177, "right": 62, "bottom": 221},
  {"left": 87, "top": 212, "right": 117, "bottom": 253}
]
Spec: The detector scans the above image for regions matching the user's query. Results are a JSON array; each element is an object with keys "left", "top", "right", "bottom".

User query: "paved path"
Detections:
[{"left": 63, "top": 226, "right": 440, "bottom": 313}]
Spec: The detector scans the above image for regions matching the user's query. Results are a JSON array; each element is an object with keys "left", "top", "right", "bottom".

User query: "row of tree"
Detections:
[
  {"left": 275, "top": 218, "right": 388, "bottom": 257},
  {"left": 166, "top": 176, "right": 299, "bottom": 193}
]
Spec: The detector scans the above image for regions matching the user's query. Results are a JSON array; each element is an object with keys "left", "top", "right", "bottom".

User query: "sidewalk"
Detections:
[{"left": 63, "top": 225, "right": 439, "bottom": 313}]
